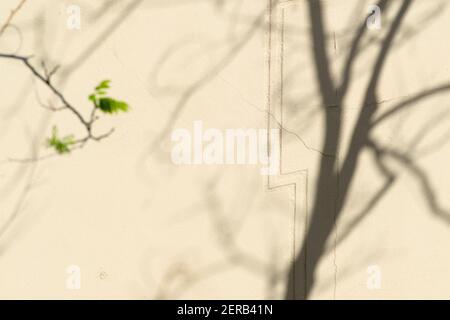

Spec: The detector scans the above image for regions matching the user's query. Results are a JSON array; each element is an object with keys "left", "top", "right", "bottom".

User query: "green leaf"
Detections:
[
  {"left": 88, "top": 94, "right": 97, "bottom": 104},
  {"left": 98, "top": 97, "right": 129, "bottom": 114},
  {"left": 95, "top": 80, "right": 110, "bottom": 91},
  {"left": 88, "top": 80, "right": 129, "bottom": 114},
  {"left": 46, "top": 126, "right": 75, "bottom": 154}
]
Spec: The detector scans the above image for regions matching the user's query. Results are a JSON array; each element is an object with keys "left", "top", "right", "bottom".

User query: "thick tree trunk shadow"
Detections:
[{"left": 285, "top": 0, "right": 416, "bottom": 299}]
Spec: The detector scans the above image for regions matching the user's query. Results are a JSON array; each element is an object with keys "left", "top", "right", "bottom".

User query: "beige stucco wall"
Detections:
[{"left": 0, "top": 0, "right": 449, "bottom": 299}]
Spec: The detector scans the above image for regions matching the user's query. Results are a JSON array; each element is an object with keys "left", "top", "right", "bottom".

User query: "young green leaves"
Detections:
[
  {"left": 46, "top": 80, "right": 129, "bottom": 155},
  {"left": 89, "top": 80, "right": 129, "bottom": 114},
  {"left": 47, "top": 126, "right": 75, "bottom": 154}
]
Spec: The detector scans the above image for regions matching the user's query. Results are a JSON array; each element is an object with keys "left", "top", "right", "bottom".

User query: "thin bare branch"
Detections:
[
  {"left": 0, "top": 53, "right": 88, "bottom": 125},
  {"left": 0, "top": 0, "right": 27, "bottom": 37}
]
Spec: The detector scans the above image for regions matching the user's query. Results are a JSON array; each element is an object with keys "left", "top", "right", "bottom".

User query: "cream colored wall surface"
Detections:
[{"left": 0, "top": 0, "right": 449, "bottom": 299}]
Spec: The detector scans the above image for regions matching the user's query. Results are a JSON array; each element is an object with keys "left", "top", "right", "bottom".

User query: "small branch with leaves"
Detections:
[{"left": 0, "top": 53, "right": 129, "bottom": 157}]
